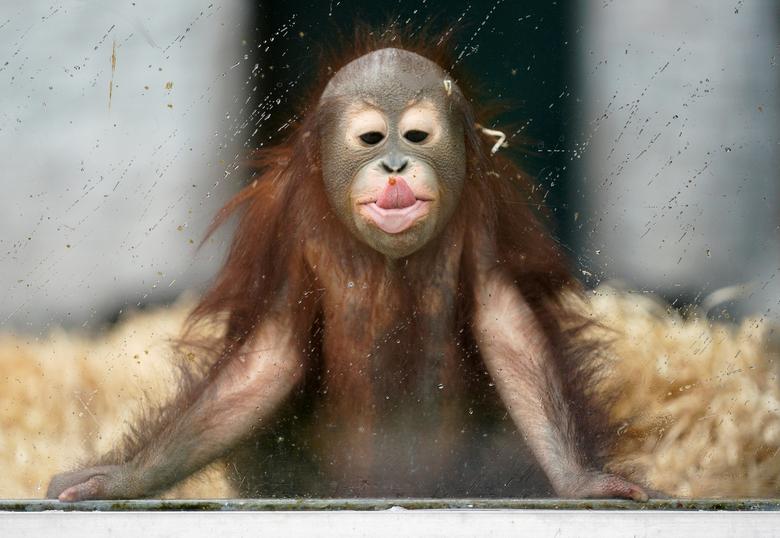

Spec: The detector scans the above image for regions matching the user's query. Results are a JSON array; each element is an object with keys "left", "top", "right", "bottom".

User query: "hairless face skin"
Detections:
[{"left": 317, "top": 48, "right": 466, "bottom": 258}]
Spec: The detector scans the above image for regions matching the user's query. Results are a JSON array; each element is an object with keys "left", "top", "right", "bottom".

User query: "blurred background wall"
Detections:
[
  {"left": 1, "top": 0, "right": 777, "bottom": 333},
  {"left": 0, "top": 1, "right": 252, "bottom": 332},
  {"left": 573, "top": 0, "right": 780, "bottom": 321}
]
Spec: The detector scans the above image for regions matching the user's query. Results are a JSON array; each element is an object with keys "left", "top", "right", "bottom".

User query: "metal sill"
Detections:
[{"left": 3, "top": 500, "right": 780, "bottom": 537}]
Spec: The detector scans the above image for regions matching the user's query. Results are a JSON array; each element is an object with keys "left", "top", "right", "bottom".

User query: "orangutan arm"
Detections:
[
  {"left": 47, "top": 315, "right": 302, "bottom": 501},
  {"left": 472, "top": 272, "right": 649, "bottom": 500}
]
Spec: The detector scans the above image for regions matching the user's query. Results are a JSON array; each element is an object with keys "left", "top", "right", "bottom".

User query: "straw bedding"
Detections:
[{"left": 1, "top": 288, "right": 777, "bottom": 499}]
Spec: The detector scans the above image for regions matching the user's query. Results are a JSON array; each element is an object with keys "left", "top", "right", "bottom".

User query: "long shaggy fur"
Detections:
[{"left": 105, "top": 28, "right": 615, "bottom": 495}]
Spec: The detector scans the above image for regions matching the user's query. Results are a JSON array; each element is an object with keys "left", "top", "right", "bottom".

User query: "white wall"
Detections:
[
  {"left": 0, "top": 1, "right": 252, "bottom": 331},
  {"left": 577, "top": 1, "right": 779, "bottom": 319}
]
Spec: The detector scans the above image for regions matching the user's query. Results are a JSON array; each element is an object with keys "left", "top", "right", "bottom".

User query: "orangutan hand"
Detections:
[
  {"left": 46, "top": 464, "right": 140, "bottom": 501},
  {"left": 557, "top": 470, "right": 665, "bottom": 501}
]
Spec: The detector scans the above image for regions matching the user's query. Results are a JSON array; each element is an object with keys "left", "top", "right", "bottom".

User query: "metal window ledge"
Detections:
[{"left": 2, "top": 499, "right": 779, "bottom": 538}]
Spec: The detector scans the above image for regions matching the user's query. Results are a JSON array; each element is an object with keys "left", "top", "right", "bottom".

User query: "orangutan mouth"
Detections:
[{"left": 359, "top": 176, "right": 433, "bottom": 234}]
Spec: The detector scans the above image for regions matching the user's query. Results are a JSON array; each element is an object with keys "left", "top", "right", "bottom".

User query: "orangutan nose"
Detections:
[{"left": 380, "top": 154, "right": 410, "bottom": 174}]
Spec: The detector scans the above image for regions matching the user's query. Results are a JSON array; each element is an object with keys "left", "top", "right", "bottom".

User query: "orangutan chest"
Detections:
[
  {"left": 303, "top": 241, "right": 465, "bottom": 404},
  {"left": 318, "top": 285, "right": 459, "bottom": 404}
]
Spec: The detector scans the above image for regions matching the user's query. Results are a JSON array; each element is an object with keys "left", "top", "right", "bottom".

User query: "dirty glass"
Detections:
[{"left": 0, "top": 0, "right": 778, "bottom": 503}]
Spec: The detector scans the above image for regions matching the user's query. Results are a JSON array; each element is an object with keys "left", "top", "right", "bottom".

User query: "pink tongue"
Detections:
[{"left": 376, "top": 177, "right": 416, "bottom": 209}]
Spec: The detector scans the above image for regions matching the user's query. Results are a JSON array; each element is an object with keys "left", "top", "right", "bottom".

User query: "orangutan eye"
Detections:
[
  {"left": 403, "top": 130, "right": 429, "bottom": 143},
  {"left": 359, "top": 131, "right": 385, "bottom": 145}
]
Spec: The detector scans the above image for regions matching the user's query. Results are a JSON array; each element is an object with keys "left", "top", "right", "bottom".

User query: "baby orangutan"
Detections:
[{"left": 48, "top": 45, "right": 652, "bottom": 501}]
